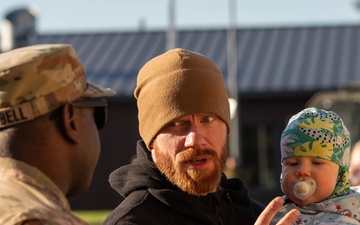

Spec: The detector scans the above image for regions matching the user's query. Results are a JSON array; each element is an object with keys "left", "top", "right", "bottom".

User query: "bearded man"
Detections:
[{"left": 103, "top": 48, "right": 299, "bottom": 225}]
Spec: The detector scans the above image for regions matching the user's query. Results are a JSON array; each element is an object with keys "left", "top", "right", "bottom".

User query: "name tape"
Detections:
[{"left": 0, "top": 103, "right": 35, "bottom": 128}]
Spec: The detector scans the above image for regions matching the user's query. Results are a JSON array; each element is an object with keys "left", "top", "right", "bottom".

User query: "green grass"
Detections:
[{"left": 73, "top": 210, "right": 111, "bottom": 225}]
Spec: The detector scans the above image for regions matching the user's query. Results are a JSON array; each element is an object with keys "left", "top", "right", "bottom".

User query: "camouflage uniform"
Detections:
[
  {"left": 0, "top": 157, "right": 88, "bottom": 225},
  {"left": 0, "top": 44, "right": 115, "bottom": 224}
]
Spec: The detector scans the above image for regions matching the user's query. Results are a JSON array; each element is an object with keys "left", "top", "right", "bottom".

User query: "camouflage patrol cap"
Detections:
[{"left": 0, "top": 44, "right": 115, "bottom": 128}]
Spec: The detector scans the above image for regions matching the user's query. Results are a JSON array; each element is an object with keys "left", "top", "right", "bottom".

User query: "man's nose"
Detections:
[{"left": 184, "top": 127, "right": 206, "bottom": 149}]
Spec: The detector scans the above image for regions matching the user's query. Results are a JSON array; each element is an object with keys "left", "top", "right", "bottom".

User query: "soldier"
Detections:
[{"left": 0, "top": 44, "right": 115, "bottom": 224}]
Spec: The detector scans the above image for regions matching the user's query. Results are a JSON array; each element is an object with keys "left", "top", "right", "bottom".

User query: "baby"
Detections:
[{"left": 272, "top": 107, "right": 360, "bottom": 224}]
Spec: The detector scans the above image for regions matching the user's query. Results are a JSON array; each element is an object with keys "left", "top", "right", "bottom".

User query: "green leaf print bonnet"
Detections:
[{"left": 280, "top": 107, "right": 351, "bottom": 198}]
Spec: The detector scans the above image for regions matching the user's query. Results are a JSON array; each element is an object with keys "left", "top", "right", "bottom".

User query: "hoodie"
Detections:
[{"left": 103, "top": 140, "right": 264, "bottom": 225}]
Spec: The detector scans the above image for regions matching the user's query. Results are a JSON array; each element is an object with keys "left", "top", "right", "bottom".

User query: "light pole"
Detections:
[
  {"left": 227, "top": 0, "right": 241, "bottom": 167},
  {"left": 166, "top": 0, "right": 176, "bottom": 50}
]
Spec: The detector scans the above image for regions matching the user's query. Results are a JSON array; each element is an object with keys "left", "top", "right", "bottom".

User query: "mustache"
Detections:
[{"left": 176, "top": 148, "right": 217, "bottom": 162}]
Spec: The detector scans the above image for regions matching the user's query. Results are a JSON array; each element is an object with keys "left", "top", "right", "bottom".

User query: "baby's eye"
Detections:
[
  {"left": 312, "top": 161, "right": 323, "bottom": 165},
  {"left": 283, "top": 161, "right": 297, "bottom": 166}
]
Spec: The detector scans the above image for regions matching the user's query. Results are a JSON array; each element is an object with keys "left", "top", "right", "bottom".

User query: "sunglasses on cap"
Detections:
[
  {"left": 71, "top": 98, "right": 108, "bottom": 130},
  {"left": 49, "top": 98, "right": 108, "bottom": 130}
]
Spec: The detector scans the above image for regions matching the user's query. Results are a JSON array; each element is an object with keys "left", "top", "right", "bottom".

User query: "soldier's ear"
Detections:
[{"left": 61, "top": 103, "right": 80, "bottom": 143}]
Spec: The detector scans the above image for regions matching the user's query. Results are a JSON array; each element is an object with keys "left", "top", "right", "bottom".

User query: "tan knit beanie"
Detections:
[{"left": 134, "top": 48, "right": 230, "bottom": 149}]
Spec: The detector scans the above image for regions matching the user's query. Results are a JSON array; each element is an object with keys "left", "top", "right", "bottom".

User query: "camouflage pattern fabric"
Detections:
[
  {"left": 0, "top": 44, "right": 115, "bottom": 129},
  {"left": 0, "top": 157, "right": 88, "bottom": 225}
]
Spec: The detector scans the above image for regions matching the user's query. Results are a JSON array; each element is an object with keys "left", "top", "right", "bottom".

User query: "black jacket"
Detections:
[{"left": 103, "top": 140, "right": 264, "bottom": 225}]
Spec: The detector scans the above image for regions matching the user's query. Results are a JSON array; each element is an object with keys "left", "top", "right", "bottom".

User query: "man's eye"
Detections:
[
  {"left": 202, "top": 116, "right": 214, "bottom": 123},
  {"left": 168, "top": 121, "right": 181, "bottom": 127}
]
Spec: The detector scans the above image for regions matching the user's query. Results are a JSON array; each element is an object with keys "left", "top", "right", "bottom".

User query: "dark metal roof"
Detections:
[{"left": 35, "top": 25, "right": 360, "bottom": 97}]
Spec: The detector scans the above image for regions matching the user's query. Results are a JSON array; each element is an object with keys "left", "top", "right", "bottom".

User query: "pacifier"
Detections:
[{"left": 291, "top": 179, "right": 316, "bottom": 199}]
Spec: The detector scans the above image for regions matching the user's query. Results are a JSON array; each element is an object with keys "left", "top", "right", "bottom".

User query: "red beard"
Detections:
[{"left": 153, "top": 143, "right": 228, "bottom": 196}]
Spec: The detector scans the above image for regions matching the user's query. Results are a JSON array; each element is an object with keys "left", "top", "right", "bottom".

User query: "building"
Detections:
[{"left": 2, "top": 23, "right": 360, "bottom": 209}]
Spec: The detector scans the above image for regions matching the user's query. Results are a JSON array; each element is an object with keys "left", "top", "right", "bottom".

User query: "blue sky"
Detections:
[{"left": 0, "top": 0, "right": 359, "bottom": 33}]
